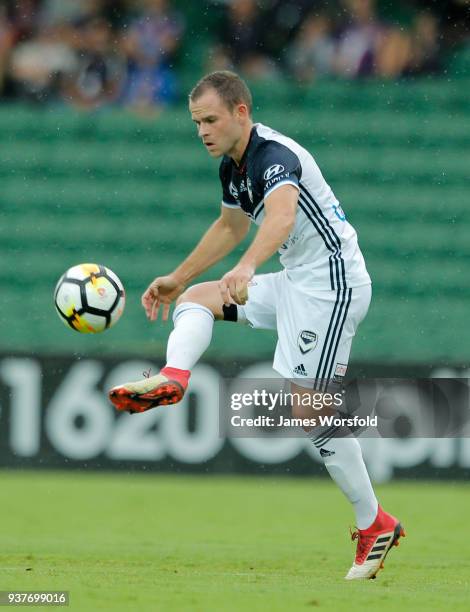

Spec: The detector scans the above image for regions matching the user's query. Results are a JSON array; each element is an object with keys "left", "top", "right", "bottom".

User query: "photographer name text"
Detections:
[{"left": 230, "top": 414, "right": 378, "bottom": 428}]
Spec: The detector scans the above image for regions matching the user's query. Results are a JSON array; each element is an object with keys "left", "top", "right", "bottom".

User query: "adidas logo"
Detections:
[
  {"left": 320, "top": 448, "right": 335, "bottom": 457},
  {"left": 293, "top": 364, "right": 307, "bottom": 376}
]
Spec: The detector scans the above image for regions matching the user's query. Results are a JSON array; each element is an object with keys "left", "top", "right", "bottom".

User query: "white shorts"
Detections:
[{"left": 238, "top": 268, "right": 371, "bottom": 390}]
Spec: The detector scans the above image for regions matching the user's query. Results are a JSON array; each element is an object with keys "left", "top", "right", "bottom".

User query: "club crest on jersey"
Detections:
[
  {"left": 263, "top": 164, "right": 285, "bottom": 181},
  {"left": 298, "top": 330, "right": 318, "bottom": 354},
  {"left": 229, "top": 182, "right": 239, "bottom": 200}
]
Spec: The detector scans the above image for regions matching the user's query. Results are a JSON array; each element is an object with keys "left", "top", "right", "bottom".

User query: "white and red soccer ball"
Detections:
[{"left": 54, "top": 263, "right": 125, "bottom": 333}]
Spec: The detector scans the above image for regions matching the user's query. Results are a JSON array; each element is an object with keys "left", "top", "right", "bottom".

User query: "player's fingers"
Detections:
[
  {"left": 141, "top": 289, "right": 151, "bottom": 309},
  {"left": 150, "top": 297, "right": 160, "bottom": 321},
  {"left": 219, "top": 280, "right": 231, "bottom": 305},
  {"left": 142, "top": 297, "right": 150, "bottom": 318},
  {"left": 143, "top": 299, "right": 153, "bottom": 319},
  {"left": 229, "top": 278, "right": 241, "bottom": 304},
  {"left": 142, "top": 285, "right": 157, "bottom": 310},
  {"left": 162, "top": 302, "right": 171, "bottom": 322},
  {"left": 235, "top": 280, "right": 248, "bottom": 305},
  {"left": 152, "top": 303, "right": 160, "bottom": 322}
]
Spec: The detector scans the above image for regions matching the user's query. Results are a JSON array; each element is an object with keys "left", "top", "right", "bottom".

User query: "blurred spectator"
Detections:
[
  {"left": 6, "top": 0, "right": 104, "bottom": 103},
  {"left": 38, "top": 0, "right": 131, "bottom": 30},
  {"left": 0, "top": 0, "right": 455, "bottom": 106},
  {"left": 38, "top": 0, "right": 103, "bottom": 28},
  {"left": 286, "top": 12, "right": 336, "bottom": 82},
  {"left": 119, "top": 0, "right": 184, "bottom": 114},
  {"left": 209, "top": 0, "right": 277, "bottom": 79},
  {"left": 61, "top": 17, "right": 124, "bottom": 110},
  {"left": 262, "top": 0, "right": 315, "bottom": 62},
  {"left": 403, "top": 12, "right": 441, "bottom": 76},
  {"left": 9, "top": 24, "right": 77, "bottom": 103},
  {"left": 335, "top": 0, "right": 410, "bottom": 78},
  {"left": 412, "top": 0, "right": 470, "bottom": 49}
]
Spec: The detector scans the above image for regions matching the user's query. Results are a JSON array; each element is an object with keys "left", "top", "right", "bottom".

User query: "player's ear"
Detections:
[{"left": 235, "top": 103, "right": 249, "bottom": 121}]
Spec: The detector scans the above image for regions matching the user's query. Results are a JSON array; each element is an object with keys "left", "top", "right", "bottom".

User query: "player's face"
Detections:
[{"left": 189, "top": 89, "right": 246, "bottom": 159}]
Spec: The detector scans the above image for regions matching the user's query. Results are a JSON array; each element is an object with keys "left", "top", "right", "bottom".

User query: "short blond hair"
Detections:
[{"left": 189, "top": 71, "right": 253, "bottom": 115}]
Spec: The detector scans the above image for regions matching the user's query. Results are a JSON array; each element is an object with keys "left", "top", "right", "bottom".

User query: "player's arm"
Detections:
[
  {"left": 142, "top": 205, "right": 250, "bottom": 320},
  {"left": 174, "top": 205, "right": 250, "bottom": 284},
  {"left": 219, "top": 184, "right": 298, "bottom": 305},
  {"left": 240, "top": 184, "right": 298, "bottom": 269}
]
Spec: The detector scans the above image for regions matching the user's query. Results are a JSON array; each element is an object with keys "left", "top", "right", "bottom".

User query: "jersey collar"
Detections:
[{"left": 232, "top": 125, "right": 256, "bottom": 174}]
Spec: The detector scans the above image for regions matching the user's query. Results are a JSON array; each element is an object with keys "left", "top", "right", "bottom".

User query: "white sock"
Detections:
[
  {"left": 311, "top": 428, "right": 378, "bottom": 529},
  {"left": 165, "top": 302, "right": 215, "bottom": 371}
]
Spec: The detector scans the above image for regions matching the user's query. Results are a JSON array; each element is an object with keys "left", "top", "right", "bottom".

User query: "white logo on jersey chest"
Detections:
[
  {"left": 229, "top": 182, "right": 239, "bottom": 199},
  {"left": 264, "top": 164, "right": 285, "bottom": 181},
  {"left": 247, "top": 177, "right": 253, "bottom": 202}
]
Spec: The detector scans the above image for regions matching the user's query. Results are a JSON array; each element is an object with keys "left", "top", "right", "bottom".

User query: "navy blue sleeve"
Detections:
[
  {"left": 219, "top": 157, "right": 239, "bottom": 208},
  {"left": 253, "top": 141, "right": 301, "bottom": 199}
]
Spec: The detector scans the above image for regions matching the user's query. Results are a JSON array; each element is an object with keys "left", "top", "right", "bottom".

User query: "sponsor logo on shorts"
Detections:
[
  {"left": 334, "top": 363, "right": 347, "bottom": 377},
  {"left": 263, "top": 164, "right": 285, "bottom": 181},
  {"left": 333, "top": 363, "right": 348, "bottom": 384},
  {"left": 298, "top": 330, "right": 318, "bottom": 355},
  {"left": 293, "top": 363, "right": 307, "bottom": 376}
]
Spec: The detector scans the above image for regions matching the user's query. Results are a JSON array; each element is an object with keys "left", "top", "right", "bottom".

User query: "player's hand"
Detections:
[
  {"left": 219, "top": 263, "right": 255, "bottom": 306},
  {"left": 141, "top": 274, "right": 186, "bottom": 322}
]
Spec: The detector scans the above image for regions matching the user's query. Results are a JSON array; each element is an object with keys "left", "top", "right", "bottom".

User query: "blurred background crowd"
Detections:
[{"left": 0, "top": 0, "right": 468, "bottom": 113}]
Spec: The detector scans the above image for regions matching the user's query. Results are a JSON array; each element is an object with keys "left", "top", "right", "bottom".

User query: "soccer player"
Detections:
[{"left": 109, "top": 71, "right": 404, "bottom": 579}]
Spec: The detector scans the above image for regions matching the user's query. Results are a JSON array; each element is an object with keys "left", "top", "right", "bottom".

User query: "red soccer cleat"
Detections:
[
  {"left": 108, "top": 366, "right": 190, "bottom": 414},
  {"left": 345, "top": 505, "right": 405, "bottom": 580}
]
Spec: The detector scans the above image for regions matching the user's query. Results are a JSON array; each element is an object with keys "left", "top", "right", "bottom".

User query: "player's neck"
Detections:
[{"left": 230, "top": 122, "right": 253, "bottom": 166}]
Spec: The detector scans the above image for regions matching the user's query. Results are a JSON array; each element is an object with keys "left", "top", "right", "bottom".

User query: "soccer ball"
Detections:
[{"left": 54, "top": 263, "right": 125, "bottom": 333}]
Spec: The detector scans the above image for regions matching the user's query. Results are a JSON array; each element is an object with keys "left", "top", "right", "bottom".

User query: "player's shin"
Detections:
[
  {"left": 309, "top": 426, "right": 378, "bottom": 530},
  {"left": 108, "top": 301, "right": 214, "bottom": 413},
  {"left": 166, "top": 302, "right": 215, "bottom": 371}
]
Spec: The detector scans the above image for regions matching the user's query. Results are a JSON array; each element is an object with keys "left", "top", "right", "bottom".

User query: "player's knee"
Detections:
[
  {"left": 290, "top": 385, "right": 338, "bottom": 433},
  {"left": 176, "top": 284, "right": 222, "bottom": 319},
  {"left": 176, "top": 285, "right": 204, "bottom": 307},
  {"left": 291, "top": 401, "right": 309, "bottom": 420}
]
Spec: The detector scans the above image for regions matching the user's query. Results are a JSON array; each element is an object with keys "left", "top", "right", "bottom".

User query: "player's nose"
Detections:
[{"left": 197, "top": 124, "right": 206, "bottom": 138}]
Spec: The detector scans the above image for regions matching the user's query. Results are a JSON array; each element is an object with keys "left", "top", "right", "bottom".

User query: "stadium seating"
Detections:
[{"left": 1, "top": 79, "right": 468, "bottom": 364}]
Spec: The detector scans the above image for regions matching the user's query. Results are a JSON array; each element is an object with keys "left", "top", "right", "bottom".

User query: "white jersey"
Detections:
[{"left": 219, "top": 123, "right": 371, "bottom": 290}]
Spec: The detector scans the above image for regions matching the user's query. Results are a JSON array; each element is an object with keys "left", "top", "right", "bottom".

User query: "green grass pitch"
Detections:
[{"left": 1, "top": 470, "right": 469, "bottom": 611}]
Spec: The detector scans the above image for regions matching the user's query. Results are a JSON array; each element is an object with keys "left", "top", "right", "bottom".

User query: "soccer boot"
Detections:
[
  {"left": 108, "top": 366, "right": 190, "bottom": 414},
  {"left": 345, "top": 505, "right": 405, "bottom": 580}
]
